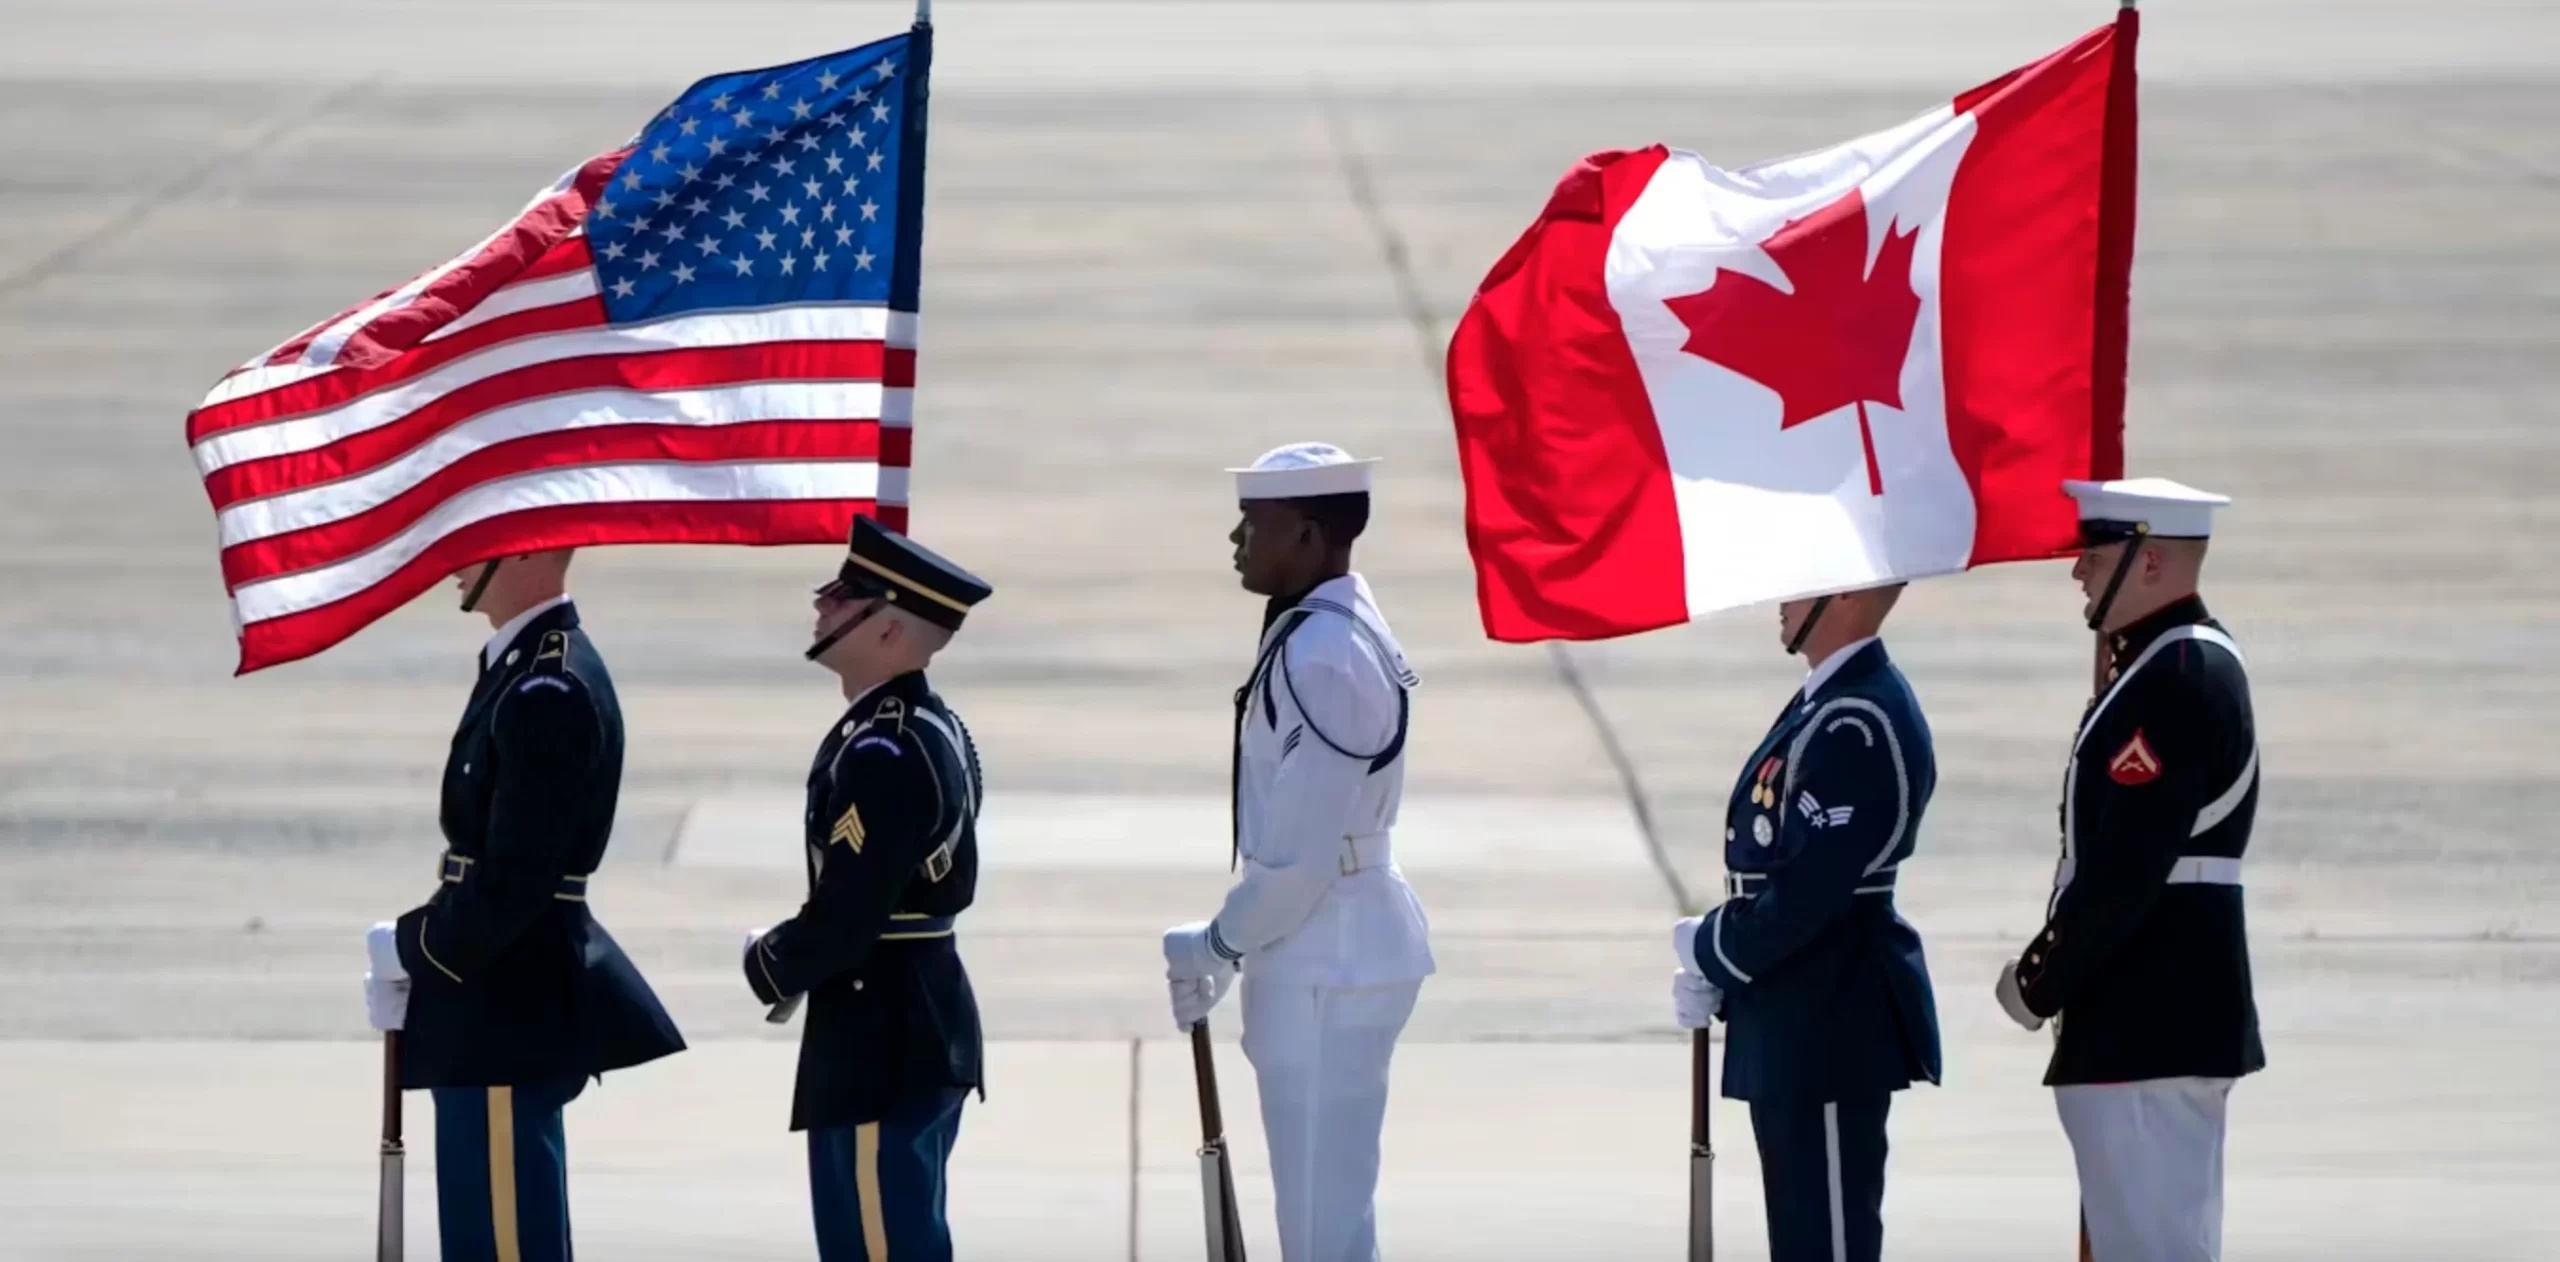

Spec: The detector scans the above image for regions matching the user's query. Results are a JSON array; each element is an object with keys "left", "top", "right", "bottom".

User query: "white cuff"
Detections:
[
  {"left": 1672, "top": 915, "right": 1706, "bottom": 978},
  {"left": 365, "top": 921, "right": 404, "bottom": 982}
]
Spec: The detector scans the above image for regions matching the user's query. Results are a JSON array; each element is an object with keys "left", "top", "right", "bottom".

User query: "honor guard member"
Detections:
[
  {"left": 743, "top": 517, "right": 990, "bottom": 1262},
  {"left": 358, "top": 551, "right": 687, "bottom": 1262},
  {"left": 1670, "top": 583, "right": 1941, "bottom": 1262},
  {"left": 1994, "top": 478, "right": 2264, "bottom": 1262},
  {"left": 1161, "top": 443, "right": 1433, "bottom": 1262}
]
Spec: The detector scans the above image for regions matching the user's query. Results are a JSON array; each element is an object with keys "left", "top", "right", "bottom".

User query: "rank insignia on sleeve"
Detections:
[
  {"left": 1796, "top": 791, "right": 1853, "bottom": 829},
  {"left": 829, "top": 803, "right": 866, "bottom": 852},
  {"left": 2108, "top": 730, "right": 2162, "bottom": 786}
]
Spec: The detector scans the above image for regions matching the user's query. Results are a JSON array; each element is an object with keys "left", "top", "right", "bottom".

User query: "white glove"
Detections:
[
  {"left": 1995, "top": 958, "right": 2046, "bottom": 1032},
  {"left": 363, "top": 921, "right": 409, "bottom": 1032},
  {"left": 1671, "top": 915, "right": 1707, "bottom": 978},
  {"left": 1672, "top": 970, "right": 1723, "bottom": 1029},
  {"left": 1161, "top": 920, "right": 1232, "bottom": 981},
  {"left": 1168, "top": 966, "right": 1239, "bottom": 1031}
]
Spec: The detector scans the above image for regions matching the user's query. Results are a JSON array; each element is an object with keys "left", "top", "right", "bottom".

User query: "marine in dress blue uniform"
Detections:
[
  {"left": 1994, "top": 479, "right": 2262, "bottom": 1261},
  {"left": 363, "top": 554, "right": 687, "bottom": 1262},
  {"left": 744, "top": 518, "right": 990, "bottom": 1262},
  {"left": 1672, "top": 585, "right": 1939, "bottom": 1262}
]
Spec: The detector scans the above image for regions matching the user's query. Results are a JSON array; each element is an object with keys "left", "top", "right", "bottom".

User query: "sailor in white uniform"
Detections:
[{"left": 1162, "top": 442, "right": 1434, "bottom": 1262}]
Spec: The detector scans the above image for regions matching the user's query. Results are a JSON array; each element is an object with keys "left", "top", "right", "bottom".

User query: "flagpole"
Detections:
[{"left": 2082, "top": 5, "right": 2141, "bottom": 1257}]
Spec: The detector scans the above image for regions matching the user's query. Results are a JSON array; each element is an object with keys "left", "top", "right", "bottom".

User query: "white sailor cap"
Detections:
[
  {"left": 1228, "top": 442, "right": 1379, "bottom": 501},
  {"left": 2062, "top": 477, "right": 2229, "bottom": 542}
]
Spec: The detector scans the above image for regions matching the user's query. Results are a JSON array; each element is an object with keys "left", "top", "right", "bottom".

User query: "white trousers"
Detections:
[
  {"left": 1239, "top": 975, "right": 1423, "bottom": 1262},
  {"left": 2054, "top": 1077, "right": 2235, "bottom": 1262}
]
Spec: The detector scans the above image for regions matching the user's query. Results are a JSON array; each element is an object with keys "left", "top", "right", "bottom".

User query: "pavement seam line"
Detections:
[
  {"left": 1313, "top": 91, "right": 1700, "bottom": 916},
  {"left": 0, "top": 74, "right": 386, "bottom": 305}
]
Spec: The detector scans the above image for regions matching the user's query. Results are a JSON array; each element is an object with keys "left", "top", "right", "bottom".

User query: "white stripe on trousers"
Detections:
[{"left": 1823, "top": 1101, "right": 1847, "bottom": 1262}]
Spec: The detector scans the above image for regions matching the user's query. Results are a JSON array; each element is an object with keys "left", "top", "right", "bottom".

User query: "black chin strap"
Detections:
[
  {"left": 1786, "top": 595, "right": 1832, "bottom": 657},
  {"left": 805, "top": 600, "right": 884, "bottom": 662},
  {"left": 459, "top": 560, "right": 501, "bottom": 614},
  {"left": 2085, "top": 525, "right": 2149, "bottom": 632}
]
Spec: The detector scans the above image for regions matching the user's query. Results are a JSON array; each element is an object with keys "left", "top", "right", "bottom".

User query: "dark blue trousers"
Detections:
[
  {"left": 807, "top": 1088, "right": 968, "bottom": 1262},
  {"left": 1747, "top": 1092, "right": 1892, "bottom": 1262},
  {"left": 431, "top": 1075, "right": 587, "bottom": 1262}
]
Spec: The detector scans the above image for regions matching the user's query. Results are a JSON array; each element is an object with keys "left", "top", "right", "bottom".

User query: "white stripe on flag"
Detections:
[
  {"left": 216, "top": 381, "right": 899, "bottom": 547},
  {"left": 192, "top": 304, "right": 916, "bottom": 475},
  {"left": 231, "top": 460, "right": 882, "bottom": 623},
  {"left": 422, "top": 271, "right": 602, "bottom": 344},
  {"left": 207, "top": 357, "right": 340, "bottom": 409}
]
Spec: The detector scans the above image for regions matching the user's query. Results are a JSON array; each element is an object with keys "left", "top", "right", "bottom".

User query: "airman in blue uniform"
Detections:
[
  {"left": 361, "top": 550, "right": 687, "bottom": 1262},
  {"left": 1672, "top": 582, "right": 1940, "bottom": 1262},
  {"left": 745, "top": 517, "right": 991, "bottom": 1262}
]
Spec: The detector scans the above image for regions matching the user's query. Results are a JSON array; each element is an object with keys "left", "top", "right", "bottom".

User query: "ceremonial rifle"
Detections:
[
  {"left": 1190, "top": 1019, "right": 1247, "bottom": 1262},
  {"left": 1689, "top": 1029, "right": 1715, "bottom": 1261},
  {"left": 377, "top": 1032, "right": 403, "bottom": 1261}
]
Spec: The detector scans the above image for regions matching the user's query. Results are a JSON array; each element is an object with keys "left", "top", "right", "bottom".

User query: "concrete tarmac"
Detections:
[{"left": 2, "top": 1, "right": 2555, "bottom": 1257}]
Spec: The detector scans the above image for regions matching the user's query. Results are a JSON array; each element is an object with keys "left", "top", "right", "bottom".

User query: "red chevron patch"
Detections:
[{"left": 2108, "top": 730, "right": 2162, "bottom": 786}]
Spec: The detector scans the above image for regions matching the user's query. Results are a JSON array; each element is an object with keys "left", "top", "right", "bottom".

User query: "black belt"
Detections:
[
  {"left": 1724, "top": 867, "right": 1898, "bottom": 899},
  {"left": 880, "top": 913, "right": 955, "bottom": 940},
  {"left": 439, "top": 851, "right": 590, "bottom": 902}
]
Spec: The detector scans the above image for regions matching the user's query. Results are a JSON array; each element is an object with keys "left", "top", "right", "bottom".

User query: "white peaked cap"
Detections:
[
  {"left": 1229, "top": 442, "right": 1379, "bottom": 501},
  {"left": 2062, "top": 477, "right": 2230, "bottom": 539}
]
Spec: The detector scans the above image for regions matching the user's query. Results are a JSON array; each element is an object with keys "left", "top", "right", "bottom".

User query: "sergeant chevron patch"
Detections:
[
  {"left": 2109, "top": 730, "right": 2162, "bottom": 786},
  {"left": 829, "top": 803, "right": 866, "bottom": 852}
]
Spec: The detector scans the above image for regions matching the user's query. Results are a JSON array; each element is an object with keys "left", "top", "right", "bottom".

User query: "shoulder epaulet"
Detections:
[
  {"left": 512, "top": 630, "right": 580, "bottom": 696},
  {"left": 841, "top": 695, "right": 909, "bottom": 760},
  {"left": 871, "top": 695, "right": 908, "bottom": 734},
  {"left": 532, "top": 630, "right": 571, "bottom": 670}
]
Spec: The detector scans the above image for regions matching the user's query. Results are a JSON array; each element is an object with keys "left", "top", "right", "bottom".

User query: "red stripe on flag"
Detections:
[
  {"left": 239, "top": 160, "right": 613, "bottom": 378},
  {"left": 1942, "top": 21, "right": 2122, "bottom": 567},
  {"left": 188, "top": 298, "right": 609, "bottom": 444},
  {"left": 220, "top": 423, "right": 883, "bottom": 587},
  {"left": 517, "top": 236, "right": 597, "bottom": 283},
  {"left": 234, "top": 498, "right": 874, "bottom": 674},
  {"left": 1446, "top": 145, "right": 1688, "bottom": 643},
  {"left": 258, "top": 286, "right": 400, "bottom": 372},
  {"left": 880, "top": 425, "right": 913, "bottom": 468},
  {"left": 202, "top": 341, "right": 903, "bottom": 510},
  {"left": 2088, "top": 6, "right": 2140, "bottom": 484},
  {"left": 330, "top": 152, "right": 621, "bottom": 372}
]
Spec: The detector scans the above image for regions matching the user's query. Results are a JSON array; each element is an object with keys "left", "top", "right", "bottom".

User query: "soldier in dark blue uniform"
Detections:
[
  {"left": 1670, "top": 582, "right": 1940, "bottom": 1262},
  {"left": 1994, "top": 478, "right": 2262, "bottom": 1261},
  {"left": 744, "top": 517, "right": 990, "bottom": 1262},
  {"left": 358, "top": 550, "right": 687, "bottom": 1262}
]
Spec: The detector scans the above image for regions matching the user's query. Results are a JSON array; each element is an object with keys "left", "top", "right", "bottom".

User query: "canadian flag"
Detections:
[{"left": 1446, "top": 15, "right": 2137, "bottom": 642}]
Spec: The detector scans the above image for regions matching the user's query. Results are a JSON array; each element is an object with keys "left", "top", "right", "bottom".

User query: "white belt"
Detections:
[
  {"left": 2166, "top": 856, "right": 2242, "bottom": 886},
  {"left": 1339, "top": 832, "right": 1392, "bottom": 875}
]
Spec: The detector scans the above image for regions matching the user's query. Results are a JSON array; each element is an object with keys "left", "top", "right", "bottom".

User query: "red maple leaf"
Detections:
[{"left": 1663, "top": 188, "right": 1921, "bottom": 495}]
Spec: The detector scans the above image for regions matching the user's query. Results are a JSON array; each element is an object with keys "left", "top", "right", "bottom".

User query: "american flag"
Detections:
[{"left": 186, "top": 26, "right": 931, "bottom": 673}]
